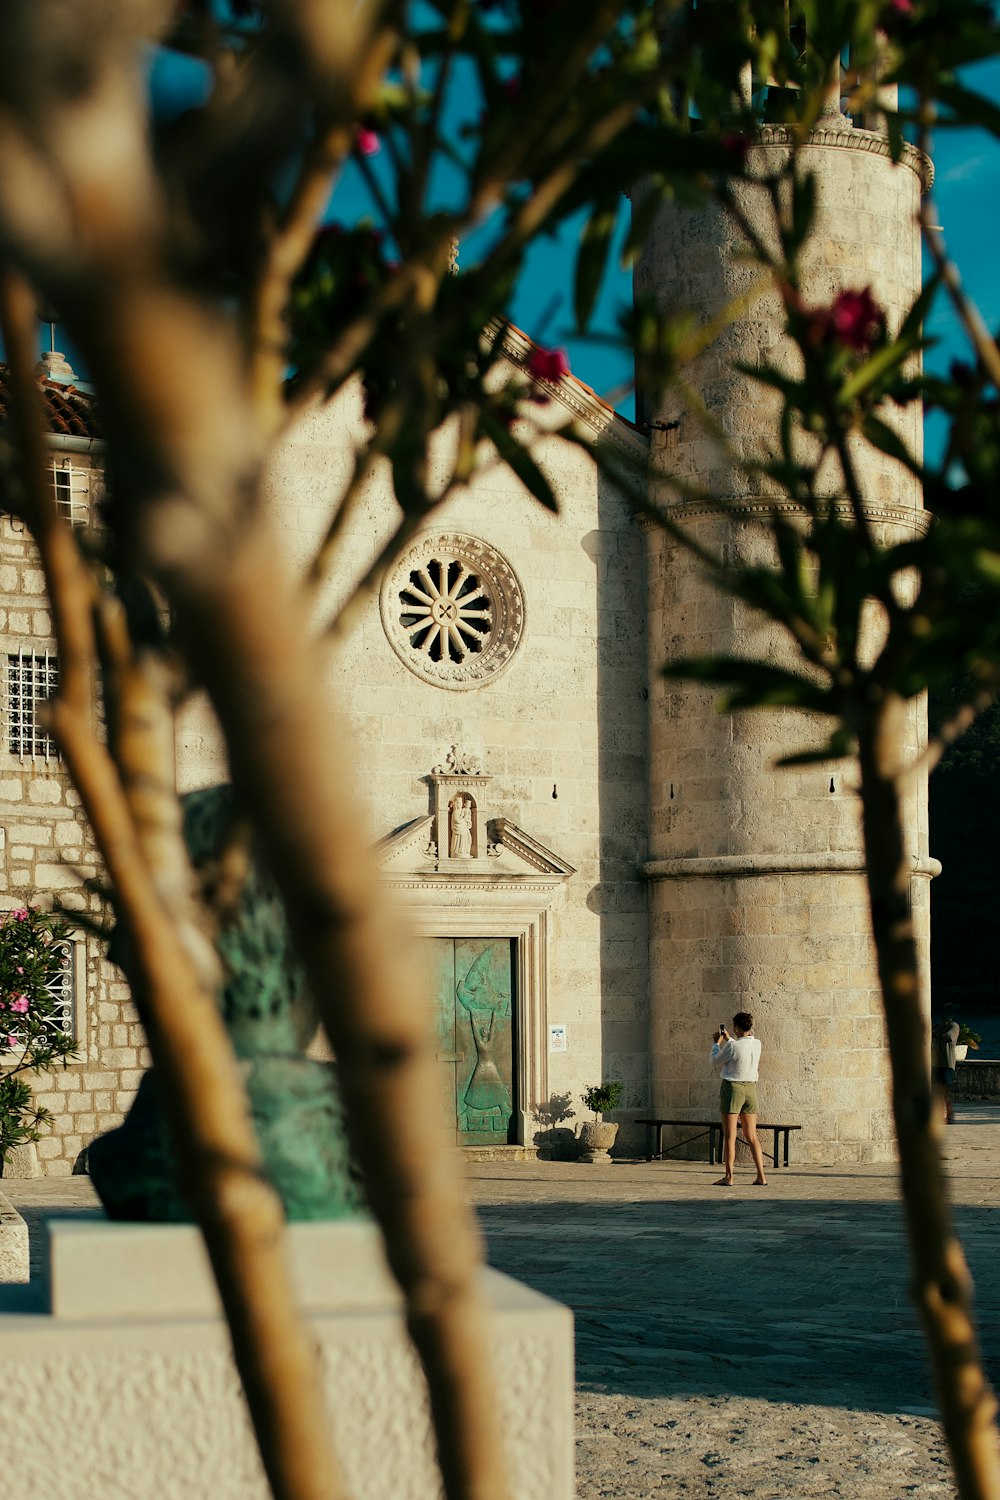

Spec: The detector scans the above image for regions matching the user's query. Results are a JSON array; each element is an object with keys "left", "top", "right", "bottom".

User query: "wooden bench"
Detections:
[{"left": 636, "top": 1118, "right": 802, "bottom": 1169}]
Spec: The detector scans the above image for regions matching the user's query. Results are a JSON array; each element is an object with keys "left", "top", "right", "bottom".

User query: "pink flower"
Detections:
[
  {"left": 16, "top": 966, "right": 24, "bottom": 974},
  {"left": 356, "top": 127, "right": 381, "bottom": 157},
  {"left": 11, "top": 907, "right": 29, "bottom": 921},
  {"left": 10, "top": 996, "right": 29, "bottom": 1014},
  {"left": 527, "top": 346, "right": 570, "bottom": 384},
  {"left": 887, "top": 0, "right": 913, "bottom": 12},
  {"left": 5, "top": 1035, "right": 18, "bottom": 1049},
  {"left": 829, "top": 287, "right": 884, "bottom": 353}
]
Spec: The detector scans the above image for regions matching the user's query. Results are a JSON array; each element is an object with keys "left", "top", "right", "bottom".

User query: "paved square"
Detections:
[{"left": 6, "top": 1104, "right": 998, "bottom": 1497}]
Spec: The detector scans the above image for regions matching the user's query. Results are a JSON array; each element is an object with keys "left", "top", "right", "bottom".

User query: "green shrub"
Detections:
[
  {"left": 582, "top": 1082, "right": 622, "bottom": 1118},
  {"left": 0, "top": 906, "right": 78, "bottom": 1168}
]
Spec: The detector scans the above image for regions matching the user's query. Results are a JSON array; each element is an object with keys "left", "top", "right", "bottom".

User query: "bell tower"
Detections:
[{"left": 635, "top": 23, "right": 936, "bottom": 1161}]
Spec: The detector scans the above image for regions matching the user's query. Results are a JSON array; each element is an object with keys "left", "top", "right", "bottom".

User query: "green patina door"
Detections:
[{"left": 427, "top": 938, "right": 515, "bottom": 1145}]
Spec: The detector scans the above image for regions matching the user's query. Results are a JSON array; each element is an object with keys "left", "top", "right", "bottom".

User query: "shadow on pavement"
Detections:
[{"left": 477, "top": 1196, "right": 1000, "bottom": 1414}]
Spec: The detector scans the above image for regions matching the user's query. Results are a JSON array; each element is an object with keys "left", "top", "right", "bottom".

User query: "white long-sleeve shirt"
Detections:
[{"left": 710, "top": 1034, "right": 761, "bottom": 1081}]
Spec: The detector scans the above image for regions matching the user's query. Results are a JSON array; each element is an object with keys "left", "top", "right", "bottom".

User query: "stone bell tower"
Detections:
[{"left": 635, "top": 30, "right": 936, "bottom": 1162}]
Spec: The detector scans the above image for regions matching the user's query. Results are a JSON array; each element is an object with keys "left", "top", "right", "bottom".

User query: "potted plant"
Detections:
[
  {"left": 578, "top": 1082, "right": 623, "bottom": 1164},
  {"left": 955, "top": 1025, "right": 982, "bottom": 1064}
]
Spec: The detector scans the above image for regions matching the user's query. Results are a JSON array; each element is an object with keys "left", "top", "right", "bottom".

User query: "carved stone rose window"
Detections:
[{"left": 380, "top": 532, "right": 525, "bottom": 689}]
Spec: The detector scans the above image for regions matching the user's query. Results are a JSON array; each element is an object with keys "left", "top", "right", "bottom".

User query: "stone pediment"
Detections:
[
  {"left": 376, "top": 753, "right": 574, "bottom": 890},
  {"left": 377, "top": 814, "right": 574, "bottom": 887}
]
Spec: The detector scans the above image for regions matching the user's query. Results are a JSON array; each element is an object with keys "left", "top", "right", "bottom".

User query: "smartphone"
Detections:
[{"left": 718, "top": 1022, "right": 727, "bottom": 1034}]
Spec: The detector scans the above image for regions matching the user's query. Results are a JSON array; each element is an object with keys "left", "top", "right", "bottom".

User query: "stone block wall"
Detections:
[
  {"left": 636, "top": 124, "right": 931, "bottom": 1161},
  {"left": 0, "top": 484, "right": 152, "bottom": 1176},
  {"left": 647, "top": 867, "right": 892, "bottom": 1162},
  {"left": 198, "top": 377, "right": 654, "bottom": 1134},
  {"left": 2, "top": 369, "right": 653, "bottom": 1172}
]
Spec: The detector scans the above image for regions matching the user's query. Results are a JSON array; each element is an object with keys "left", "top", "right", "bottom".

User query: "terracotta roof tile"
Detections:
[{"left": 0, "top": 364, "right": 102, "bottom": 441}]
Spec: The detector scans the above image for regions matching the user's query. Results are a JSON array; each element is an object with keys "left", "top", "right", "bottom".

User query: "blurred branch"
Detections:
[{"left": 0, "top": 262, "right": 345, "bottom": 1500}]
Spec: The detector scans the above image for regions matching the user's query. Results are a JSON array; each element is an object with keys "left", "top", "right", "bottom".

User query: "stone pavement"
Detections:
[
  {"left": 467, "top": 1102, "right": 1000, "bottom": 1499},
  {"left": 5, "top": 1104, "right": 1000, "bottom": 1498}
]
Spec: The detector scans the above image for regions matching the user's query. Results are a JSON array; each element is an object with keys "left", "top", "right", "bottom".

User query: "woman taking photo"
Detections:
[{"left": 710, "top": 1012, "right": 768, "bottom": 1187}]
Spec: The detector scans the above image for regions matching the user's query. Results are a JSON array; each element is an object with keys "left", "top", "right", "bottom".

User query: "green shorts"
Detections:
[{"left": 720, "top": 1080, "right": 759, "bottom": 1117}]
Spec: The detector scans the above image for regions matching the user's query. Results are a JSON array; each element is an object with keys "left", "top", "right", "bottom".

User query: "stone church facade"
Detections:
[{"left": 0, "top": 98, "right": 935, "bottom": 1173}]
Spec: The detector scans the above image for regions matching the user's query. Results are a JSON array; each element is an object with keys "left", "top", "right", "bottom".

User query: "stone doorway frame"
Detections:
[
  {"left": 403, "top": 902, "right": 552, "bottom": 1146},
  {"left": 309, "top": 881, "right": 566, "bottom": 1144},
  {"left": 413, "top": 912, "right": 542, "bottom": 1146},
  {"left": 379, "top": 800, "right": 575, "bottom": 1147}
]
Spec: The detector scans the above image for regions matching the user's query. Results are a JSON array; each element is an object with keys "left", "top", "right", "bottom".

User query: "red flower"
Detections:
[
  {"left": 722, "top": 131, "right": 749, "bottom": 167},
  {"left": 527, "top": 346, "right": 570, "bottom": 383},
  {"left": 829, "top": 287, "right": 884, "bottom": 354},
  {"left": 356, "top": 127, "right": 380, "bottom": 157},
  {"left": 880, "top": 0, "right": 914, "bottom": 36}
]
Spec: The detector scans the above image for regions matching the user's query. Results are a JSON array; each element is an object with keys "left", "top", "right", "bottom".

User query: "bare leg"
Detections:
[
  {"left": 715, "top": 1112, "right": 738, "bottom": 1184},
  {"left": 740, "top": 1113, "right": 768, "bottom": 1185}
]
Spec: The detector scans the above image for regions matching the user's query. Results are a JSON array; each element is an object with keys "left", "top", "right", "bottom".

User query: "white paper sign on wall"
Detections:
[{"left": 548, "top": 1024, "right": 568, "bottom": 1053}]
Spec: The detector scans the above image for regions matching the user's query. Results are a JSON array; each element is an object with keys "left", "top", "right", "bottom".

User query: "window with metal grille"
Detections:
[
  {"left": 50, "top": 462, "right": 91, "bottom": 527},
  {"left": 7, "top": 651, "right": 60, "bottom": 762},
  {"left": 44, "top": 936, "right": 77, "bottom": 1040},
  {"left": 4, "top": 933, "right": 78, "bottom": 1047}
]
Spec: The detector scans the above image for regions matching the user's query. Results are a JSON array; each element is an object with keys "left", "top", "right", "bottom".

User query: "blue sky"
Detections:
[
  {"left": 325, "top": 55, "right": 1000, "bottom": 438},
  {"left": 497, "top": 62, "right": 1000, "bottom": 428},
  {"left": 43, "top": 40, "right": 1000, "bottom": 456},
  {"left": 923, "top": 58, "right": 1000, "bottom": 356}
]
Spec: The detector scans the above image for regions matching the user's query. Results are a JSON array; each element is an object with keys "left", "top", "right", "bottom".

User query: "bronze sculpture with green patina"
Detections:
[{"left": 88, "top": 785, "right": 365, "bottom": 1222}]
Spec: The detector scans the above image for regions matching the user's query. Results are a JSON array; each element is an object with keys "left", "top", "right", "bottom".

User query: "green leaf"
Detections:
[
  {"left": 735, "top": 361, "right": 807, "bottom": 407},
  {"left": 574, "top": 200, "right": 617, "bottom": 333},
  {"left": 481, "top": 409, "right": 559, "bottom": 513},
  {"left": 936, "top": 80, "right": 1000, "bottom": 138},
  {"left": 787, "top": 170, "right": 817, "bottom": 260},
  {"left": 861, "top": 416, "right": 924, "bottom": 479},
  {"left": 839, "top": 339, "right": 918, "bottom": 407},
  {"left": 885, "top": 110, "right": 906, "bottom": 163},
  {"left": 897, "top": 272, "right": 941, "bottom": 348},
  {"left": 772, "top": 512, "right": 812, "bottom": 611},
  {"left": 776, "top": 727, "right": 857, "bottom": 767},
  {"left": 663, "top": 654, "right": 835, "bottom": 714}
]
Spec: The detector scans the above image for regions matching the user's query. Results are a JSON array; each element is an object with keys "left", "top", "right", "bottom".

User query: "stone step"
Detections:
[{"left": 461, "top": 1144, "right": 539, "bottom": 1163}]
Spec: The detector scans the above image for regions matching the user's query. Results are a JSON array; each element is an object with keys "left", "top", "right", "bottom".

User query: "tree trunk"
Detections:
[
  {"left": 858, "top": 696, "right": 1000, "bottom": 1500},
  {"left": 148, "top": 509, "right": 510, "bottom": 1500}
]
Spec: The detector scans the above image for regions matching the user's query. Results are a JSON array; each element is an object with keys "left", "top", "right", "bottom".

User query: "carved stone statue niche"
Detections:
[
  {"left": 449, "top": 793, "right": 476, "bottom": 858},
  {"left": 428, "top": 757, "right": 490, "bottom": 870},
  {"left": 88, "top": 785, "right": 365, "bottom": 1223}
]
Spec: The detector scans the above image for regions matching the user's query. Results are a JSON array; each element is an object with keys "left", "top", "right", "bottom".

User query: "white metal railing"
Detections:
[
  {"left": 50, "top": 460, "right": 99, "bottom": 528},
  {"left": 44, "top": 936, "right": 76, "bottom": 1039},
  {"left": 7, "top": 649, "right": 60, "bottom": 763}
]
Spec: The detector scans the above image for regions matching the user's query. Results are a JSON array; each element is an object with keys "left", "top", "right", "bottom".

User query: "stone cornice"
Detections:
[
  {"left": 634, "top": 498, "right": 931, "bottom": 536},
  {"left": 492, "top": 818, "right": 576, "bottom": 878},
  {"left": 642, "top": 852, "right": 941, "bottom": 880},
  {"left": 383, "top": 875, "right": 568, "bottom": 893},
  {"left": 755, "top": 123, "right": 933, "bottom": 192},
  {"left": 484, "top": 320, "right": 648, "bottom": 462}
]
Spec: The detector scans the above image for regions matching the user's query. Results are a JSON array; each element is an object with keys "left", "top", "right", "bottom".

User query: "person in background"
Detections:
[
  {"left": 711, "top": 1011, "right": 767, "bottom": 1187},
  {"left": 933, "top": 1017, "right": 961, "bottom": 1125}
]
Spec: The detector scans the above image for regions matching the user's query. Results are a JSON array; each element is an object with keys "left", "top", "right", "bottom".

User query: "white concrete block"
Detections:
[
  {"left": 1, "top": 1219, "right": 574, "bottom": 1500},
  {"left": 0, "top": 1192, "right": 29, "bottom": 1282}
]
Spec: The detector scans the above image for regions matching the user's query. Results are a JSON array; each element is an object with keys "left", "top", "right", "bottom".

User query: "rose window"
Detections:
[{"left": 380, "top": 533, "right": 525, "bottom": 688}]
